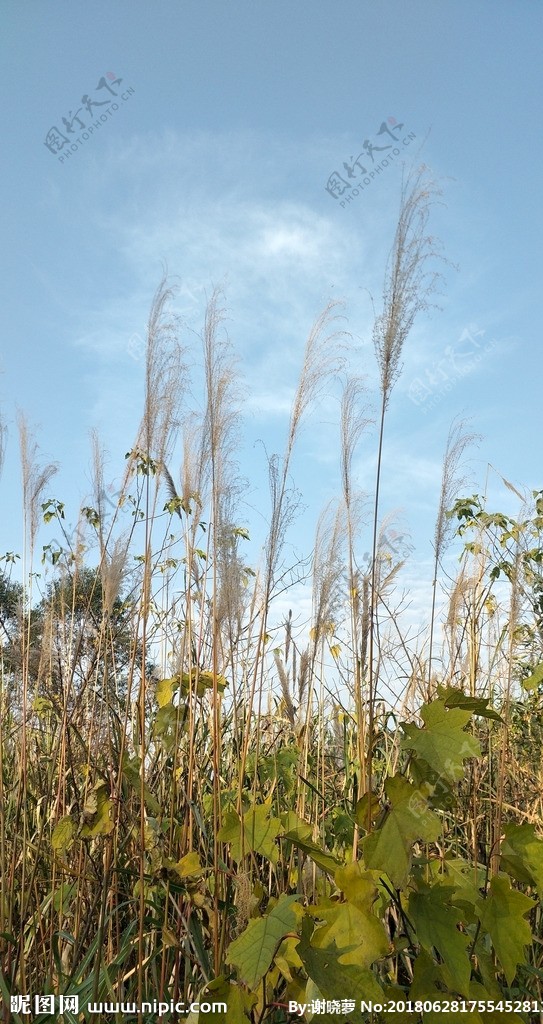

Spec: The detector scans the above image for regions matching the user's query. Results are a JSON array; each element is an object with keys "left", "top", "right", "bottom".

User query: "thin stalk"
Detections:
[{"left": 367, "top": 396, "right": 386, "bottom": 808}]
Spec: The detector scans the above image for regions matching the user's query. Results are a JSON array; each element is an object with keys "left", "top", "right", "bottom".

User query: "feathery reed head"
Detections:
[{"left": 373, "top": 167, "right": 443, "bottom": 405}]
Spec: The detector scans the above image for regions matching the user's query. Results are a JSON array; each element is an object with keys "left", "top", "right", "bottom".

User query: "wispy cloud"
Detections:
[{"left": 64, "top": 130, "right": 382, "bottom": 448}]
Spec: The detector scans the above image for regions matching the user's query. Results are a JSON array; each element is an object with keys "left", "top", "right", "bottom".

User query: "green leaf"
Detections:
[
  {"left": 282, "top": 821, "right": 342, "bottom": 875},
  {"left": 153, "top": 703, "right": 186, "bottom": 751},
  {"left": 164, "top": 495, "right": 192, "bottom": 516},
  {"left": 441, "top": 687, "right": 503, "bottom": 722},
  {"left": 475, "top": 875, "right": 535, "bottom": 985},
  {"left": 409, "top": 884, "right": 471, "bottom": 996},
  {"left": 401, "top": 698, "right": 481, "bottom": 782},
  {"left": 409, "top": 952, "right": 484, "bottom": 1023},
  {"left": 52, "top": 816, "right": 75, "bottom": 854},
  {"left": 355, "top": 792, "right": 381, "bottom": 828},
  {"left": 500, "top": 823, "right": 543, "bottom": 894},
  {"left": 33, "top": 695, "right": 54, "bottom": 717},
  {"left": 408, "top": 755, "right": 456, "bottom": 813},
  {"left": 218, "top": 803, "right": 283, "bottom": 863},
  {"left": 431, "top": 857, "right": 486, "bottom": 911},
  {"left": 226, "top": 894, "right": 300, "bottom": 988},
  {"left": 122, "top": 755, "right": 161, "bottom": 815},
  {"left": 42, "top": 499, "right": 65, "bottom": 522},
  {"left": 362, "top": 776, "right": 441, "bottom": 887},
  {"left": 275, "top": 935, "right": 303, "bottom": 981},
  {"left": 52, "top": 882, "right": 77, "bottom": 914},
  {"left": 253, "top": 747, "right": 298, "bottom": 791},
  {"left": 280, "top": 811, "right": 312, "bottom": 841},
  {"left": 522, "top": 661, "right": 543, "bottom": 691},
  {"left": 297, "top": 920, "right": 384, "bottom": 1011},
  {"left": 81, "top": 505, "right": 100, "bottom": 528},
  {"left": 468, "top": 982, "right": 525, "bottom": 1022}
]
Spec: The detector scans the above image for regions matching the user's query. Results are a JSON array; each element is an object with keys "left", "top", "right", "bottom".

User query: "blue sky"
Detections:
[{"left": 1, "top": 0, "right": 541, "bottom": 646}]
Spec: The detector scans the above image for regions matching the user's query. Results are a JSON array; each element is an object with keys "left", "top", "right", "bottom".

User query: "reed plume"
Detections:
[{"left": 428, "top": 417, "right": 479, "bottom": 693}]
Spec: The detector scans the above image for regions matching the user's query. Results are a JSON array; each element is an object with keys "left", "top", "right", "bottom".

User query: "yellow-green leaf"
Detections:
[
  {"left": 308, "top": 899, "right": 390, "bottom": 968},
  {"left": 431, "top": 856, "right": 486, "bottom": 909},
  {"left": 500, "top": 822, "right": 543, "bottom": 894},
  {"left": 297, "top": 922, "right": 384, "bottom": 1011},
  {"left": 199, "top": 976, "right": 257, "bottom": 1024},
  {"left": 522, "top": 661, "right": 543, "bottom": 691},
  {"left": 218, "top": 804, "right": 282, "bottom": 864},
  {"left": 33, "top": 696, "right": 53, "bottom": 717},
  {"left": 401, "top": 698, "right": 481, "bottom": 783},
  {"left": 179, "top": 669, "right": 228, "bottom": 697},
  {"left": 410, "top": 951, "right": 485, "bottom": 1023},
  {"left": 274, "top": 935, "right": 303, "bottom": 981},
  {"left": 162, "top": 925, "right": 179, "bottom": 947},
  {"left": 409, "top": 884, "right": 471, "bottom": 996},
  {"left": 226, "top": 894, "right": 300, "bottom": 988},
  {"left": 475, "top": 875, "right": 535, "bottom": 985},
  {"left": 52, "top": 881, "right": 77, "bottom": 913},
  {"left": 156, "top": 676, "right": 179, "bottom": 706},
  {"left": 52, "top": 816, "right": 75, "bottom": 854},
  {"left": 335, "top": 861, "right": 381, "bottom": 909},
  {"left": 280, "top": 811, "right": 312, "bottom": 841},
  {"left": 441, "top": 687, "right": 503, "bottom": 722},
  {"left": 282, "top": 822, "right": 341, "bottom": 875},
  {"left": 355, "top": 792, "right": 381, "bottom": 828},
  {"left": 362, "top": 776, "right": 441, "bottom": 888},
  {"left": 153, "top": 702, "right": 187, "bottom": 751},
  {"left": 80, "top": 787, "right": 114, "bottom": 838},
  {"left": 166, "top": 851, "right": 204, "bottom": 878},
  {"left": 122, "top": 755, "right": 161, "bottom": 815}
]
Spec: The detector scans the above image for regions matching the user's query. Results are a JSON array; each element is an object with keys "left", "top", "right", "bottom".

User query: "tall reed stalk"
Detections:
[
  {"left": 428, "top": 418, "right": 478, "bottom": 697},
  {"left": 369, "top": 168, "right": 442, "bottom": 807}
]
